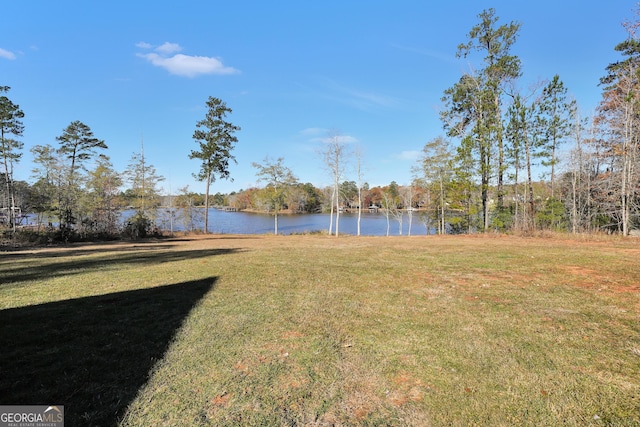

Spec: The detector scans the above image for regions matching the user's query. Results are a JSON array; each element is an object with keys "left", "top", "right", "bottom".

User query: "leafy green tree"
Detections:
[
  {"left": 30, "top": 144, "right": 64, "bottom": 229},
  {"left": 506, "top": 94, "right": 531, "bottom": 229},
  {"left": 299, "top": 183, "right": 322, "bottom": 213},
  {"left": 536, "top": 197, "right": 568, "bottom": 231},
  {"left": 176, "top": 185, "right": 204, "bottom": 233},
  {"left": 190, "top": 96, "right": 240, "bottom": 234},
  {"left": 28, "top": 178, "right": 56, "bottom": 230},
  {"left": 538, "top": 75, "right": 576, "bottom": 197},
  {"left": 504, "top": 93, "right": 526, "bottom": 230},
  {"left": 57, "top": 121, "right": 107, "bottom": 187},
  {"left": 387, "top": 181, "right": 400, "bottom": 200},
  {"left": 418, "top": 136, "right": 452, "bottom": 234},
  {"left": 443, "top": 8, "right": 521, "bottom": 231},
  {"left": 450, "top": 136, "right": 479, "bottom": 234},
  {"left": 339, "top": 180, "right": 358, "bottom": 208},
  {"left": 212, "top": 192, "right": 225, "bottom": 206},
  {"left": 252, "top": 156, "right": 297, "bottom": 234},
  {"left": 56, "top": 121, "right": 107, "bottom": 234},
  {"left": 0, "top": 86, "right": 25, "bottom": 231},
  {"left": 123, "top": 212, "right": 152, "bottom": 239},
  {"left": 458, "top": 8, "right": 521, "bottom": 213},
  {"left": 84, "top": 155, "right": 122, "bottom": 236},
  {"left": 505, "top": 93, "right": 544, "bottom": 230},
  {"left": 442, "top": 73, "right": 492, "bottom": 231},
  {"left": 124, "top": 143, "right": 165, "bottom": 218}
]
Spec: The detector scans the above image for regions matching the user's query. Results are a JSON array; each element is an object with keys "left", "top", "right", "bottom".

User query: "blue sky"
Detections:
[{"left": 2, "top": 1, "right": 634, "bottom": 194}]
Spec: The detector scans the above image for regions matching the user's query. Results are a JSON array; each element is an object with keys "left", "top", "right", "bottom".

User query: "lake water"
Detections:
[
  {"left": 24, "top": 209, "right": 435, "bottom": 236},
  {"left": 150, "top": 208, "right": 434, "bottom": 236}
]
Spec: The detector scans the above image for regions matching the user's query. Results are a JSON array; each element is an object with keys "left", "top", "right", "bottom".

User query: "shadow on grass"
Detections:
[
  {"left": 0, "top": 277, "right": 217, "bottom": 426},
  {"left": 1, "top": 248, "right": 240, "bottom": 285},
  {"left": 0, "top": 243, "right": 182, "bottom": 260}
]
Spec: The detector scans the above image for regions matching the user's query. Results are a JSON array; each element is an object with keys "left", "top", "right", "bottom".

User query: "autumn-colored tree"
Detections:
[
  {"left": 596, "top": 18, "right": 640, "bottom": 235},
  {"left": 252, "top": 157, "right": 297, "bottom": 234}
]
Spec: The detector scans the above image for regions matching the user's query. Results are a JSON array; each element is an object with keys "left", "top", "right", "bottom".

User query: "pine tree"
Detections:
[
  {"left": 190, "top": 97, "right": 240, "bottom": 234},
  {"left": 0, "top": 86, "right": 25, "bottom": 231}
]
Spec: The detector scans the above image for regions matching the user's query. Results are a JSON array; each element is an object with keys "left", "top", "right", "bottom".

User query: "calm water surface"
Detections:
[{"left": 151, "top": 208, "right": 433, "bottom": 236}]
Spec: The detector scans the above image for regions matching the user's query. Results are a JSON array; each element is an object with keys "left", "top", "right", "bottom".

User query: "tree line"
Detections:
[
  {"left": 431, "top": 8, "right": 640, "bottom": 235},
  {"left": 1, "top": 7, "right": 639, "bottom": 239},
  {"left": 239, "top": 8, "right": 640, "bottom": 236},
  {"left": 0, "top": 93, "right": 241, "bottom": 240}
]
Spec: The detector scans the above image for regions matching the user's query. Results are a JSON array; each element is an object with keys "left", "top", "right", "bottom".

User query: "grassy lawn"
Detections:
[{"left": 1, "top": 234, "right": 639, "bottom": 426}]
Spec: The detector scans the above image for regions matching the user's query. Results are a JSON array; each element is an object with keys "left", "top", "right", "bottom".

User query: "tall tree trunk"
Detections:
[
  {"left": 1, "top": 131, "right": 16, "bottom": 231},
  {"left": 621, "top": 155, "right": 630, "bottom": 236},
  {"left": 9, "top": 173, "right": 16, "bottom": 233},
  {"left": 204, "top": 173, "right": 210, "bottom": 234},
  {"left": 513, "top": 163, "right": 520, "bottom": 231},
  {"left": 621, "top": 101, "right": 634, "bottom": 236},
  {"left": 496, "top": 93, "right": 505, "bottom": 211},
  {"left": 439, "top": 175, "right": 445, "bottom": 234},
  {"left": 274, "top": 210, "right": 278, "bottom": 235},
  {"left": 551, "top": 143, "right": 557, "bottom": 198},
  {"left": 571, "top": 169, "right": 578, "bottom": 234},
  {"left": 328, "top": 186, "right": 335, "bottom": 235},
  {"left": 525, "top": 135, "right": 534, "bottom": 230},
  {"left": 357, "top": 186, "right": 362, "bottom": 236},
  {"left": 467, "top": 190, "right": 473, "bottom": 234},
  {"left": 385, "top": 209, "right": 390, "bottom": 236},
  {"left": 481, "top": 146, "right": 490, "bottom": 232},
  {"left": 334, "top": 176, "right": 340, "bottom": 237},
  {"left": 139, "top": 138, "right": 145, "bottom": 214}
]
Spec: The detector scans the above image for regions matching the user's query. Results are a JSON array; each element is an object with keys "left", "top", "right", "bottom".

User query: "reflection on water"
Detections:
[
  {"left": 24, "top": 209, "right": 436, "bottom": 236},
  {"left": 145, "top": 208, "right": 434, "bottom": 236}
]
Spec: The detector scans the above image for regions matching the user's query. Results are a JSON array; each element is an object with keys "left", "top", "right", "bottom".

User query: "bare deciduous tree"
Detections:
[{"left": 321, "top": 131, "right": 349, "bottom": 236}]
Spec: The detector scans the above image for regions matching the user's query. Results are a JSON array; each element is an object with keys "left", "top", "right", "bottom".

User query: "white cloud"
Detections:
[
  {"left": 0, "top": 48, "right": 16, "bottom": 60},
  {"left": 138, "top": 52, "right": 238, "bottom": 77},
  {"left": 156, "top": 42, "right": 182, "bottom": 55},
  {"left": 136, "top": 41, "right": 239, "bottom": 77}
]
